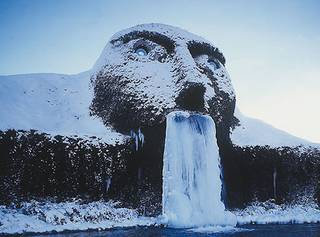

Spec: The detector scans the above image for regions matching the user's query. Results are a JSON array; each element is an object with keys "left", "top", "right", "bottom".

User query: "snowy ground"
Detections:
[
  {"left": 1, "top": 199, "right": 320, "bottom": 235},
  {"left": 0, "top": 200, "right": 156, "bottom": 234},
  {"left": 235, "top": 200, "right": 320, "bottom": 225}
]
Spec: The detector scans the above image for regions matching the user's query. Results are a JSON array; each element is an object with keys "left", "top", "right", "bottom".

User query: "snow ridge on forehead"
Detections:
[
  {"left": 92, "top": 23, "right": 225, "bottom": 77},
  {"left": 110, "top": 23, "right": 215, "bottom": 46}
]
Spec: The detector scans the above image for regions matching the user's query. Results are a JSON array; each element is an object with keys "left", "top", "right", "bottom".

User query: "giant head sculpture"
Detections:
[{"left": 90, "top": 23, "right": 236, "bottom": 144}]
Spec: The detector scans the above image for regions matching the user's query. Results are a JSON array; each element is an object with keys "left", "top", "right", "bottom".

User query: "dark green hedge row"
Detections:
[
  {"left": 222, "top": 144, "right": 320, "bottom": 208},
  {"left": 0, "top": 129, "right": 132, "bottom": 204}
]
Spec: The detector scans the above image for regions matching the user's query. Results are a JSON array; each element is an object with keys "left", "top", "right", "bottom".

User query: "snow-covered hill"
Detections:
[
  {"left": 0, "top": 72, "right": 124, "bottom": 145},
  {"left": 0, "top": 71, "right": 318, "bottom": 148},
  {"left": 231, "top": 108, "right": 319, "bottom": 148}
]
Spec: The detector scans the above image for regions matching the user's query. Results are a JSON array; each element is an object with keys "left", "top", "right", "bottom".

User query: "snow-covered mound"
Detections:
[
  {"left": 0, "top": 200, "right": 155, "bottom": 234},
  {"left": 235, "top": 200, "right": 320, "bottom": 224},
  {"left": 0, "top": 72, "right": 124, "bottom": 145},
  {"left": 231, "top": 108, "right": 319, "bottom": 148}
]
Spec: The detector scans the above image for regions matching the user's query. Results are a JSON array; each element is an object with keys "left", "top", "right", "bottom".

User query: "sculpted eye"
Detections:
[
  {"left": 207, "top": 58, "right": 220, "bottom": 70},
  {"left": 135, "top": 47, "right": 148, "bottom": 56}
]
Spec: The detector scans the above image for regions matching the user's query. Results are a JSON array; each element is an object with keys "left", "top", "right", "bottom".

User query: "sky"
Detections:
[{"left": 0, "top": 0, "right": 319, "bottom": 142}]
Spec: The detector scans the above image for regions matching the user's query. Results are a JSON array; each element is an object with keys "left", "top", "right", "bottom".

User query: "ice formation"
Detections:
[
  {"left": 162, "top": 111, "right": 236, "bottom": 227},
  {"left": 130, "top": 128, "right": 145, "bottom": 151}
]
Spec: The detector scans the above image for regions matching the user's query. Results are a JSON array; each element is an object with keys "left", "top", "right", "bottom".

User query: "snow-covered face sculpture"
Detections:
[{"left": 91, "top": 24, "right": 236, "bottom": 134}]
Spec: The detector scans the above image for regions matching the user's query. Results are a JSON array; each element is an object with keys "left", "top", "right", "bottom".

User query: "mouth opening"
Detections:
[{"left": 175, "top": 83, "right": 206, "bottom": 112}]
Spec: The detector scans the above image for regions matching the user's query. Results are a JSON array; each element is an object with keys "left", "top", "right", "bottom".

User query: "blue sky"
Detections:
[{"left": 0, "top": 0, "right": 319, "bottom": 142}]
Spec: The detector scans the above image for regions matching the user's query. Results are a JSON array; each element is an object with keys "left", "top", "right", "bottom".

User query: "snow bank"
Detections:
[
  {"left": 0, "top": 200, "right": 156, "bottom": 234},
  {"left": 0, "top": 72, "right": 125, "bottom": 145},
  {"left": 1, "top": 199, "right": 320, "bottom": 234},
  {"left": 231, "top": 108, "right": 319, "bottom": 148},
  {"left": 235, "top": 200, "right": 320, "bottom": 225}
]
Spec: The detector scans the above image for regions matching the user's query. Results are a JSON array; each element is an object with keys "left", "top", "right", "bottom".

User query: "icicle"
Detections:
[
  {"left": 130, "top": 130, "right": 138, "bottom": 151},
  {"left": 138, "top": 128, "right": 144, "bottom": 149},
  {"left": 105, "top": 177, "right": 112, "bottom": 192},
  {"left": 130, "top": 128, "right": 145, "bottom": 151}
]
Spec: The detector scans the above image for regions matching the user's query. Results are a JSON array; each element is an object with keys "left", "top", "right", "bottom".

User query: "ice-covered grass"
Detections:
[{"left": 0, "top": 200, "right": 156, "bottom": 235}]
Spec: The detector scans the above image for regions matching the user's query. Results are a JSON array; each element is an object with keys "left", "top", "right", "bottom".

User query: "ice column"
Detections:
[{"left": 162, "top": 111, "right": 236, "bottom": 227}]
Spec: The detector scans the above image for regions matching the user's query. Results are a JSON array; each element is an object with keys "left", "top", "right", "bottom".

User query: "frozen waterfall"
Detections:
[{"left": 162, "top": 111, "right": 236, "bottom": 227}]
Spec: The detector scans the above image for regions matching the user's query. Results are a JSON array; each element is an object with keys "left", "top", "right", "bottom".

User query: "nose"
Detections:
[
  {"left": 174, "top": 45, "right": 203, "bottom": 84},
  {"left": 176, "top": 82, "right": 206, "bottom": 111},
  {"left": 173, "top": 45, "right": 207, "bottom": 111}
]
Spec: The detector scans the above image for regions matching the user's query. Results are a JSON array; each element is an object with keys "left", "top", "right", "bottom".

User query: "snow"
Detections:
[
  {"left": 0, "top": 23, "right": 235, "bottom": 142},
  {"left": 231, "top": 108, "right": 320, "bottom": 148},
  {"left": 92, "top": 23, "right": 223, "bottom": 75},
  {"left": 1, "top": 23, "right": 320, "bottom": 234},
  {"left": 0, "top": 200, "right": 156, "bottom": 234},
  {"left": 162, "top": 111, "right": 236, "bottom": 228},
  {"left": 2, "top": 199, "right": 319, "bottom": 234},
  {"left": 193, "top": 54, "right": 235, "bottom": 97},
  {"left": 0, "top": 72, "right": 125, "bottom": 145},
  {"left": 94, "top": 39, "right": 178, "bottom": 116},
  {"left": 91, "top": 23, "right": 235, "bottom": 116},
  {"left": 235, "top": 200, "right": 320, "bottom": 225}
]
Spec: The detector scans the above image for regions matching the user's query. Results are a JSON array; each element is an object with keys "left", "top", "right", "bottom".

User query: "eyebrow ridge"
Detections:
[
  {"left": 188, "top": 41, "right": 226, "bottom": 65},
  {"left": 111, "top": 30, "right": 175, "bottom": 53}
]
